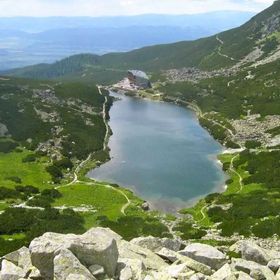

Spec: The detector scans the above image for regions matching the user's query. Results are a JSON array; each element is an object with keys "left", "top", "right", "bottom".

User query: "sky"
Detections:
[{"left": 0, "top": 0, "right": 274, "bottom": 17}]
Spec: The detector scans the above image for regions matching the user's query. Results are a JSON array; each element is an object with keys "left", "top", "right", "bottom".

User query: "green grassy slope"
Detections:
[{"left": 5, "top": 0, "right": 280, "bottom": 82}]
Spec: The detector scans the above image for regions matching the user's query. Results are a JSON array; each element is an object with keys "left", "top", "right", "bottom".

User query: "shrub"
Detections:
[
  {"left": 0, "top": 140, "right": 18, "bottom": 153},
  {"left": 54, "top": 158, "right": 73, "bottom": 170},
  {"left": 245, "top": 140, "right": 262, "bottom": 149},
  {"left": 41, "top": 188, "right": 62, "bottom": 199},
  {"left": 46, "top": 165, "right": 63, "bottom": 183},
  {"left": 22, "top": 154, "right": 38, "bottom": 163},
  {"left": 5, "top": 176, "right": 22, "bottom": 184}
]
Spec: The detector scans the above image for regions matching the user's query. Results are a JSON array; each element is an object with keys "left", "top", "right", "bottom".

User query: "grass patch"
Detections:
[
  {"left": 0, "top": 149, "right": 52, "bottom": 190},
  {"left": 52, "top": 183, "right": 127, "bottom": 220}
]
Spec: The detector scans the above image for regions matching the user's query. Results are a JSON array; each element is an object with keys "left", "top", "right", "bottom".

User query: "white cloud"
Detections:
[{"left": 0, "top": 0, "right": 274, "bottom": 17}]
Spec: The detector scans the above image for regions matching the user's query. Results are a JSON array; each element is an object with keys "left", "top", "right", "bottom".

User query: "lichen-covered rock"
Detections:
[
  {"left": 179, "top": 243, "right": 227, "bottom": 270},
  {"left": 157, "top": 247, "right": 179, "bottom": 263},
  {"left": 177, "top": 254, "right": 213, "bottom": 276},
  {"left": 88, "top": 264, "right": 105, "bottom": 277},
  {"left": 0, "top": 260, "right": 25, "bottom": 280},
  {"left": 164, "top": 263, "right": 192, "bottom": 278},
  {"left": 29, "top": 232, "right": 77, "bottom": 278},
  {"left": 117, "top": 258, "right": 145, "bottom": 280},
  {"left": 190, "top": 273, "right": 207, "bottom": 280},
  {"left": 276, "top": 268, "right": 280, "bottom": 279},
  {"left": 234, "top": 271, "right": 254, "bottom": 280},
  {"left": 231, "top": 258, "right": 277, "bottom": 280},
  {"left": 29, "top": 227, "right": 118, "bottom": 279},
  {"left": 210, "top": 263, "right": 233, "bottom": 280},
  {"left": 268, "top": 259, "right": 280, "bottom": 273},
  {"left": 117, "top": 240, "right": 167, "bottom": 271},
  {"left": 27, "top": 266, "right": 41, "bottom": 279},
  {"left": 130, "top": 236, "right": 182, "bottom": 252},
  {"left": 230, "top": 241, "right": 271, "bottom": 265},
  {"left": 3, "top": 247, "right": 32, "bottom": 272},
  {"left": 66, "top": 274, "right": 89, "bottom": 280},
  {"left": 53, "top": 249, "right": 96, "bottom": 280},
  {"left": 70, "top": 227, "right": 119, "bottom": 277}
]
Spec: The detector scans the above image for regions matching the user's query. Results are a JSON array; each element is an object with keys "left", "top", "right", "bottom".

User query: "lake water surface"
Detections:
[{"left": 89, "top": 92, "right": 226, "bottom": 213}]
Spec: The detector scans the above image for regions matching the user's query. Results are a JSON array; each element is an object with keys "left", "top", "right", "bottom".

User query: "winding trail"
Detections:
[
  {"left": 216, "top": 35, "right": 236, "bottom": 61},
  {"left": 198, "top": 205, "right": 208, "bottom": 223},
  {"left": 229, "top": 154, "right": 244, "bottom": 193},
  {"left": 98, "top": 86, "right": 110, "bottom": 151}
]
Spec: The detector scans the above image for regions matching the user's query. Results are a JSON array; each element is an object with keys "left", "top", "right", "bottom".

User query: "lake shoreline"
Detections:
[{"left": 88, "top": 88, "right": 228, "bottom": 214}]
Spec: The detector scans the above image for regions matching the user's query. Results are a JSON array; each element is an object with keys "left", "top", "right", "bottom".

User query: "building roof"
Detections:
[{"left": 128, "top": 70, "right": 149, "bottom": 79}]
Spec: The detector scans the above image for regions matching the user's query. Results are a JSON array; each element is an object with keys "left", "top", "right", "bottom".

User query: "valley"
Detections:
[{"left": 0, "top": 1, "right": 280, "bottom": 276}]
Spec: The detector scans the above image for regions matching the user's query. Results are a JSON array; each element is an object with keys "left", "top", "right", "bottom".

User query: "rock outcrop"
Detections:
[{"left": 1, "top": 227, "right": 280, "bottom": 280}]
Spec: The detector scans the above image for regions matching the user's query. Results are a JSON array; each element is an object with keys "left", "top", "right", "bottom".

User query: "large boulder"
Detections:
[
  {"left": 0, "top": 260, "right": 25, "bottom": 280},
  {"left": 175, "top": 254, "right": 212, "bottom": 276},
  {"left": 70, "top": 227, "right": 119, "bottom": 277},
  {"left": 230, "top": 241, "right": 271, "bottom": 265},
  {"left": 3, "top": 247, "right": 32, "bottom": 272},
  {"left": 117, "top": 240, "right": 168, "bottom": 271},
  {"left": 231, "top": 258, "right": 277, "bottom": 280},
  {"left": 130, "top": 236, "right": 182, "bottom": 252},
  {"left": 157, "top": 247, "right": 179, "bottom": 263},
  {"left": 179, "top": 243, "right": 227, "bottom": 270},
  {"left": 29, "top": 227, "right": 119, "bottom": 279},
  {"left": 53, "top": 249, "right": 96, "bottom": 280},
  {"left": 156, "top": 248, "right": 212, "bottom": 276},
  {"left": 29, "top": 232, "right": 77, "bottom": 278},
  {"left": 210, "top": 263, "right": 233, "bottom": 280}
]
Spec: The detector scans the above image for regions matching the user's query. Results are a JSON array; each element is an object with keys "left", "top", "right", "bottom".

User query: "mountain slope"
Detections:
[{"left": 5, "top": 0, "right": 280, "bottom": 80}]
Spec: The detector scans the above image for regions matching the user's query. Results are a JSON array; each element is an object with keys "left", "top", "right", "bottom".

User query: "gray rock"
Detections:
[
  {"left": 268, "top": 259, "right": 280, "bottom": 273},
  {"left": 176, "top": 254, "right": 212, "bottom": 276},
  {"left": 231, "top": 258, "right": 277, "bottom": 280},
  {"left": 4, "top": 247, "right": 32, "bottom": 272},
  {"left": 72, "top": 227, "right": 119, "bottom": 277},
  {"left": 179, "top": 243, "right": 227, "bottom": 270},
  {"left": 117, "top": 258, "right": 145, "bottom": 280},
  {"left": 230, "top": 241, "right": 271, "bottom": 265},
  {"left": 276, "top": 268, "right": 280, "bottom": 279},
  {"left": 234, "top": 271, "right": 254, "bottom": 280},
  {"left": 157, "top": 247, "right": 179, "bottom": 262},
  {"left": 88, "top": 264, "right": 105, "bottom": 277},
  {"left": 190, "top": 273, "right": 207, "bottom": 280},
  {"left": 118, "top": 265, "right": 133, "bottom": 280},
  {"left": 210, "top": 263, "right": 233, "bottom": 280},
  {"left": 117, "top": 239, "right": 167, "bottom": 271},
  {"left": 164, "top": 263, "right": 191, "bottom": 278},
  {"left": 29, "top": 227, "right": 119, "bottom": 279},
  {"left": 29, "top": 232, "right": 77, "bottom": 278},
  {"left": 66, "top": 274, "right": 89, "bottom": 280},
  {"left": 0, "top": 260, "right": 25, "bottom": 280},
  {"left": 150, "top": 271, "right": 175, "bottom": 280},
  {"left": 141, "top": 202, "right": 150, "bottom": 211},
  {"left": 27, "top": 266, "right": 42, "bottom": 279},
  {"left": 130, "top": 236, "right": 182, "bottom": 252},
  {"left": 54, "top": 249, "right": 96, "bottom": 280}
]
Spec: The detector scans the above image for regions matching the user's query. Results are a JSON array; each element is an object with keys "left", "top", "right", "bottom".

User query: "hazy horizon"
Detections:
[{"left": 0, "top": 0, "right": 274, "bottom": 17}]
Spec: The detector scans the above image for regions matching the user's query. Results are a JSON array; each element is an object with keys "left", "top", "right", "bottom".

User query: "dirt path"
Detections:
[
  {"left": 216, "top": 35, "right": 236, "bottom": 61},
  {"left": 198, "top": 205, "right": 208, "bottom": 223},
  {"left": 98, "top": 86, "right": 110, "bottom": 151},
  {"left": 229, "top": 154, "right": 244, "bottom": 193}
]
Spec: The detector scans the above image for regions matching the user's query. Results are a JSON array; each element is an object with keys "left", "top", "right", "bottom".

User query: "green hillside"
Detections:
[{"left": 5, "top": 0, "right": 280, "bottom": 82}]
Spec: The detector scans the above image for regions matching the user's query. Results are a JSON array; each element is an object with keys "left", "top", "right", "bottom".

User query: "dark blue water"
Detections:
[{"left": 89, "top": 92, "right": 226, "bottom": 213}]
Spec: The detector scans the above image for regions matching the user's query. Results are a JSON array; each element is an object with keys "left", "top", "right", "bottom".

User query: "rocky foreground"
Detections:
[{"left": 1, "top": 227, "right": 280, "bottom": 280}]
